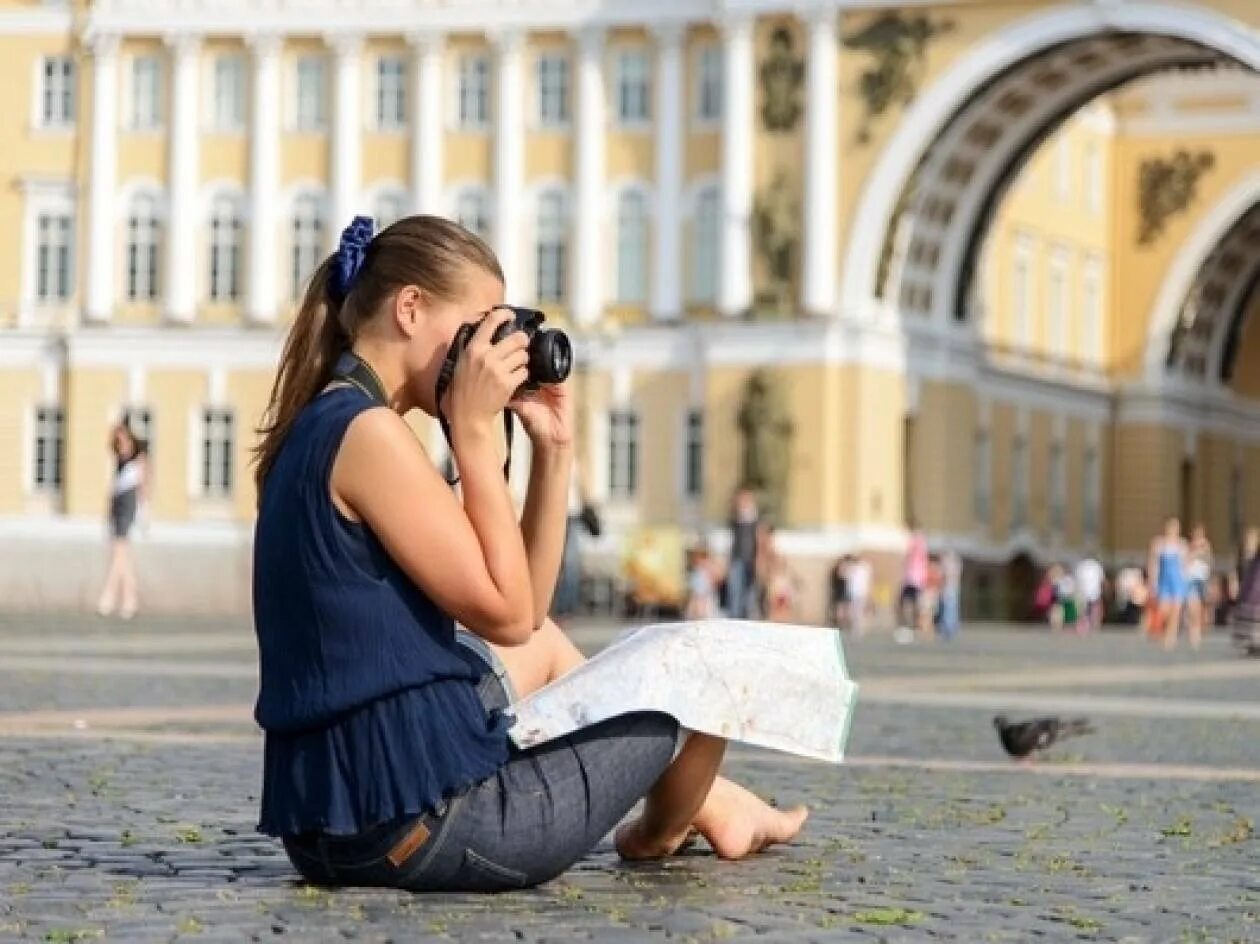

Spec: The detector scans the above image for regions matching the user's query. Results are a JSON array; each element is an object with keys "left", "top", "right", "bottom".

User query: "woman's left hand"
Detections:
[{"left": 510, "top": 380, "right": 574, "bottom": 452}]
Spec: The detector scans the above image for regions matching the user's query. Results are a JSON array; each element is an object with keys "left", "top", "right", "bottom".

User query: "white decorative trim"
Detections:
[
  {"left": 67, "top": 328, "right": 282, "bottom": 371},
  {"left": 1144, "top": 168, "right": 1260, "bottom": 381},
  {"left": 0, "top": 9, "right": 73, "bottom": 34},
  {"left": 842, "top": 1, "right": 1260, "bottom": 315}
]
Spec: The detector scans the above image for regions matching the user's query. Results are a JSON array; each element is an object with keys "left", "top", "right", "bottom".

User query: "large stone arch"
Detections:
[
  {"left": 1144, "top": 171, "right": 1260, "bottom": 385},
  {"left": 841, "top": 3, "right": 1260, "bottom": 327}
]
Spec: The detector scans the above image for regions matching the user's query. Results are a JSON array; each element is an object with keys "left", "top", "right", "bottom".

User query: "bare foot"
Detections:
[{"left": 693, "top": 779, "right": 808, "bottom": 860}]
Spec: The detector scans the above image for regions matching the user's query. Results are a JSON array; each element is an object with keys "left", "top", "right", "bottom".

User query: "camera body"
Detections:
[{"left": 450, "top": 305, "right": 572, "bottom": 391}]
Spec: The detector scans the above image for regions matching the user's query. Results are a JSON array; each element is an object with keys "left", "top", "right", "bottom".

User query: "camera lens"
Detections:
[{"left": 530, "top": 329, "right": 572, "bottom": 384}]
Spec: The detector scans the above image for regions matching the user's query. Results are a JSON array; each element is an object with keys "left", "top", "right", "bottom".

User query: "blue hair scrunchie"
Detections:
[{"left": 328, "top": 215, "right": 375, "bottom": 304}]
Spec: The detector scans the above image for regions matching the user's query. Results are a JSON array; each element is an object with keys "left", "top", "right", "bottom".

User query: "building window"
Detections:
[
  {"left": 36, "top": 211, "right": 74, "bottom": 302},
  {"left": 696, "top": 44, "right": 722, "bottom": 123},
  {"left": 375, "top": 56, "right": 407, "bottom": 130},
  {"left": 616, "top": 189, "right": 648, "bottom": 305},
  {"left": 374, "top": 191, "right": 406, "bottom": 230},
  {"left": 615, "top": 49, "right": 650, "bottom": 125},
  {"left": 208, "top": 195, "right": 242, "bottom": 302},
  {"left": 201, "top": 408, "right": 234, "bottom": 497},
  {"left": 536, "top": 53, "right": 569, "bottom": 128},
  {"left": 457, "top": 55, "right": 490, "bottom": 128},
  {"left": 1054, "top": 135, "right": 1071, "bottom": 203},
  {"left": 1012, "top": 236, "right": 1032, "bottom": 348},
  {"left": 684, "top": 409, "right": 703, "bottom": 499},
  {"left": 535, "top": 190, "right": 567, "bottom": 304},
  {"left": 1048, "top": 249, "right": 1068, "bottom": 360},
  {"left": 608, "top": 409, "right": 638, "bottom": 499},
  {"left": 1083, "top": 441, "right": 1100, "bottom": 541},
  {"left": 1085, "top": 140, "right": 1102, "bottom": 214},
  {"left": 294, "top": 56, "right": 326, "bottom": 130},
  {"left": 973, "top": 423, "right": 991, "bottom": 525},
  {"left": 126, "top": 194, "right": 161, "bottom": 302},
  {"left": 1049, "top": 438, "right": 1065, "bottom": 534},
  {"left": 455, "top": 188, "right": 490, "bottom": 240},
  {"left": 32, "top": 406, "right": 65, "bottom": 492},
  {"left": 291, "top": 193, "right": 324, "bottom": 299},
  {"left": 690, "top": 186, "right": 719, "bottom": 303},
  {"left": 1011, "top": 429, "right": 1028, "bottom": 531},
  {"left": 212, "top": 56, "right": 246, "bottom": 132},
  {"left": 121, "top": 406, "right": 153, "bottom": 449},
  {"left": 39, "top": 56, "right": 75, "bottom": 128},
  {"left": 130, "top": 56, "right": 162, "bottom": 129},
  {"left": 1082, "top": 255, "right": 1102, "bottom": 366}
]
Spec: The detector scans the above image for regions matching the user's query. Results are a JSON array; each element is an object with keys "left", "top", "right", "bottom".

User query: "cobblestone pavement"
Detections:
[{"left": 1, "top": 613, "right": 1258, "bottom": 943}]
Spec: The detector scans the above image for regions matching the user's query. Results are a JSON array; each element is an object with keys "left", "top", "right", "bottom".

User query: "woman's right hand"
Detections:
[{"left": 445, "top": 308, "right": 529, "bottom": 440}]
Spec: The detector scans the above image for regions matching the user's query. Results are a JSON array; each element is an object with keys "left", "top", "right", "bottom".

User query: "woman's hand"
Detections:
[
  {"left": 446, "top": 309, "right": 530, "bottom": 440},
  {"left": 511, "top": 379, "right": 574, "bottom": 452}
]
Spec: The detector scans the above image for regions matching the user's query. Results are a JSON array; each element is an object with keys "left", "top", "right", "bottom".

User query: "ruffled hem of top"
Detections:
[{"left": 258, "top": 679, "right": 512, "bottom": 837}]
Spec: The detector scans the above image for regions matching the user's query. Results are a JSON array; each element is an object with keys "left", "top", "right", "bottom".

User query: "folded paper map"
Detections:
[{"left": 507, "top": 620, "right": 858, "bottom": 764}]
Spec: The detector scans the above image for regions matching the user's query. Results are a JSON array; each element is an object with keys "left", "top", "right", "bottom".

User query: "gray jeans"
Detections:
[{"left": 282, "top": 633, "right": 680, "bottom": 892}]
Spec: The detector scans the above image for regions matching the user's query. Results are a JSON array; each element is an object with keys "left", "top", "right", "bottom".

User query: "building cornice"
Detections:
[
  {"left": 0, "top": 7, "right": 73, "bottom": 35},
  {"left": 65, "top": 327, "right": 284, "bottom": 371}
]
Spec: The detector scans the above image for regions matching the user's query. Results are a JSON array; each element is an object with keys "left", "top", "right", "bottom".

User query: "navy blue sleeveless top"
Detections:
[{"left": 252, "top": 385, "right": 511, "bottom": 836}]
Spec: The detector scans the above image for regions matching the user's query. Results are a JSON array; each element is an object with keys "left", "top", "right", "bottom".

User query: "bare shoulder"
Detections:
[{"left": 339, "top": 406, "right": 425, "bottom": 467}]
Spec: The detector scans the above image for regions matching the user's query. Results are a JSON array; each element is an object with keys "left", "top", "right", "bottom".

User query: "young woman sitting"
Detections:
[{"left": 251, "top": 216, "right": 807, "bottom": 892}]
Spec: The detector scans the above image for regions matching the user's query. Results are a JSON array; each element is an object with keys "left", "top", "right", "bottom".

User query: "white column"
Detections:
[
  {"left": 85, "top": 33, "right": 120, "bottom": 324},
  {"left": 802, "top": 10, "right": 838, "bottom": 317},
  {"left": 164, "top": 34, "right": 201, "bottom": 324},
  {"left": 247, "top": 34, "right": 282, "bottom": 323},
  {"left": 492, "top": 28, "right": 526, "bottom": 294},
  {"left": 409, "top": 31, "right": 445, "bottom": 216},
  {"left": 718, "top": 15, "right": 754, "bottom": 317},
  {"left": 650, "top": 23, "right": 684, "bottom": 321},
  {"left": 329, "top": 34, "right": 364, "bottom": 244},
  {"left": 572, "top": 26, "right": 605, "bottom": 327}
]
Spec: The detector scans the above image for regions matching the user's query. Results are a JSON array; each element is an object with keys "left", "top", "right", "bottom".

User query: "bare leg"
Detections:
[
  {"left": 97, "top": 540, "right": 125, "bottom": 615},
  {"left": 1163, "top": 601, "right": 1183, "bottom": 650},
  {"left": 118, "top": 540, "right": 138, "bottom": 618},
  {"left": 1186, "top": 596, "right": 1203, "bottom": 649}
]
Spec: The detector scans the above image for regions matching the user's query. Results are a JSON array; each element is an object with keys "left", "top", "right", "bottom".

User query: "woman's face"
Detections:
[
  {"left": 111, "top": 427, "right": 133, "bottom": 458},
  {"left": 1165, "top": 518, "right": 1181, "bottom": 539},
  {"left": 403, "top": 264, "right": 505, "bottom": 416}
]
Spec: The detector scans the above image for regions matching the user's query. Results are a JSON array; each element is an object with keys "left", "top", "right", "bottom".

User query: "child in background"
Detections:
[{"left": 685, "top": 547, "right": 720, "bottom": 620}]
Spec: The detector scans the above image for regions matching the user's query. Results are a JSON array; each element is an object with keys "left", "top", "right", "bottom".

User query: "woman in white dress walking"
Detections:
[{"left": 96, "top": 422, "right": 148, "bottom": 619}]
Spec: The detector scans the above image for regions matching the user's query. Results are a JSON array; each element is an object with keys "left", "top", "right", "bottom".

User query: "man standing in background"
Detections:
[{"left": 726, "top": 489, "right": 761, "bottom": 619}]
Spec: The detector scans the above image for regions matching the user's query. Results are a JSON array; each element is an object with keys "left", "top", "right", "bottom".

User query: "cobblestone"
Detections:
[{"left": 1, "top": 616, "right": 1258, "bottom": 940}]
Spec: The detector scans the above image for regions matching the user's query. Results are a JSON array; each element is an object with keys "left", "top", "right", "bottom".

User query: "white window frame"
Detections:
[
  {"left": 128, "top": 54, "right": 162, "bottom": 131},
  {"left": 615, "top": 186, "right": 649, "bottom": 305},
  {"left": 200, "top": 406, "right": 234, "bottom": 498},
  {"left": 290, "top": 191, "right": 325, "bottom": 299},
  {"left": 682, "top": 408, "right": 703, "bottom": 500},
  {"left": 1082, "top": 253, "right": 1103, "bottom": 366},
  {"left": 34, "top": 55, "right": 75, "bottom": 129},
  {"left": 1012, "top": 233, "right": 1033, "bottom": 348},
  {"left": 19, "top": 180, "right": 76, "bottom": 325},
  {"left": 374, "top": 54, "right": 407, "bottom": 132},
  {"left": 207, "top": 193, "right": 243, "bottom": 303},
  {"left": 453, "top": 185, "right": 491, "bottom": 241},
  {"left": 31, "top": 404, "right": 65, "bottom": 494},
  {"left": 614, "top": 48, "right": 651, "bottom": 127},
  {"left": 1048, "top": 246, "right": 1069, "bottom": 360},
  {"left": 535, "top": 52, "right": 570, "bottom": 129},
  {"left": 125, "top": 192, "right": 162, "bottom": 302},
  {"left": 695, "top": 44, "right": 722, "bottom": 126},
  {"left": 208, "top": 54, "right": 246, "bottom": 133},
  {"left": 608, "top": 408, "right": 639, "bottom": 500},
  {"left": 689, "top": 183, "right": 719, "bottom": 305},
  {"left": 535, "top": 188, "right": 568, "bottom": 304},
  {"left": 455, "top": 53, "right": 490, "bottom": 130},
  {"left": 292, "top": 55, "right": 327, "bottom": 132},
  {"left": 34, "top": 209, "right": 75, "bottom": 305}
]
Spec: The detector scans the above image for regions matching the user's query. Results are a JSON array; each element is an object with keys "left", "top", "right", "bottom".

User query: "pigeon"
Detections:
[{"left": 993, "top": 715, "right": 1094, "bottom": 760}]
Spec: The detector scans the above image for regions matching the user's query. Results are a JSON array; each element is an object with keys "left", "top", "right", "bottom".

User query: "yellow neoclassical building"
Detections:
[{"left": 1, "top": 0, "right": 1259, "bottom": 617}]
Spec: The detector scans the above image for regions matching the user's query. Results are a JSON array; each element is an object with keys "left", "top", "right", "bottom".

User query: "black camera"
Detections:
[{"left": 450, "top": 305, "right": 572, "bottom": 391}]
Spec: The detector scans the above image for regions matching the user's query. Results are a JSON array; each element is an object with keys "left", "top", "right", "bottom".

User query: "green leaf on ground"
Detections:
[{"left": 853, "top": 907, "right": 925, "bottom": 926}]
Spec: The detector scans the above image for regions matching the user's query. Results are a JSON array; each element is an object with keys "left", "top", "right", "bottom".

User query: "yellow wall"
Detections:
[{"left": 0, "top": 369, "right": 43, "bottom": 514}]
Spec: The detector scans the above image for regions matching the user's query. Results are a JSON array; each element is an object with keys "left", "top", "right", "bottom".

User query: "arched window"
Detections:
[
  {"left": 291, "top": 193, "right": 325, "bottom": 298},
  {"left": 208, "top": 194, "right": 242, "bottom": 302},
  {"left": 374, "top": 190, "right": 406, "bottom": 231},
  {"left": 690, "top": 185, "right": 719, "bottom": 303},
  {"left": 126, "top": 193, "right": 161, "bottom": 302},
  {"left": 535, "top": 190, "right": 567, "bottom": 304},
  {"left": 616, "top": 189, "right": 648, "bottom": 305},
  {"left": 455, "top": 188, "right": 489, "bottom": 240}
]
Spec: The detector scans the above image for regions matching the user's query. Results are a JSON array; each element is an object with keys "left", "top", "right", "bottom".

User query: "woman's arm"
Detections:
[{"left": 519, "top": 443, "right": 572, "bottom": 628}]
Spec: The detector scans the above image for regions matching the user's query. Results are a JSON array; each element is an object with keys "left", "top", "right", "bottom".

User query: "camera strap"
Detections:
[{"left": 432, "top": 346, "right": 513, "bottom": 487}]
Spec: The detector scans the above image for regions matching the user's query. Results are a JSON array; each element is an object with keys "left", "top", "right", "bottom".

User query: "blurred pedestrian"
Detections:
[
  {"left": 828, "top": 555, "right": 850, "bottom": 629},
  {"left": 726, "top": 488, "right": 760, "bottom": 619},
  {"left": 1186, "top": 523, "right": 1213, "bottom": 642},
  {"left": 848, "top": 554, "right": 872, "bottom": 637},
  {"left": 1150, "top": 517, "right": 1190, "bottom": 650},
  {"left": 897, "top": 524, "right": 928, "bottom": 640},
  {"left": 1074, "top": 555, "right": 1105, "bottom": 634},
  {"left": 684, "top": 546, "right": 720, "bottom": 619},
  {"left": 939, "top": 549, "right": 962, "bottom": 640},
  {"left": 96, "top": 421, "right": 148, "bottom": 619}
]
